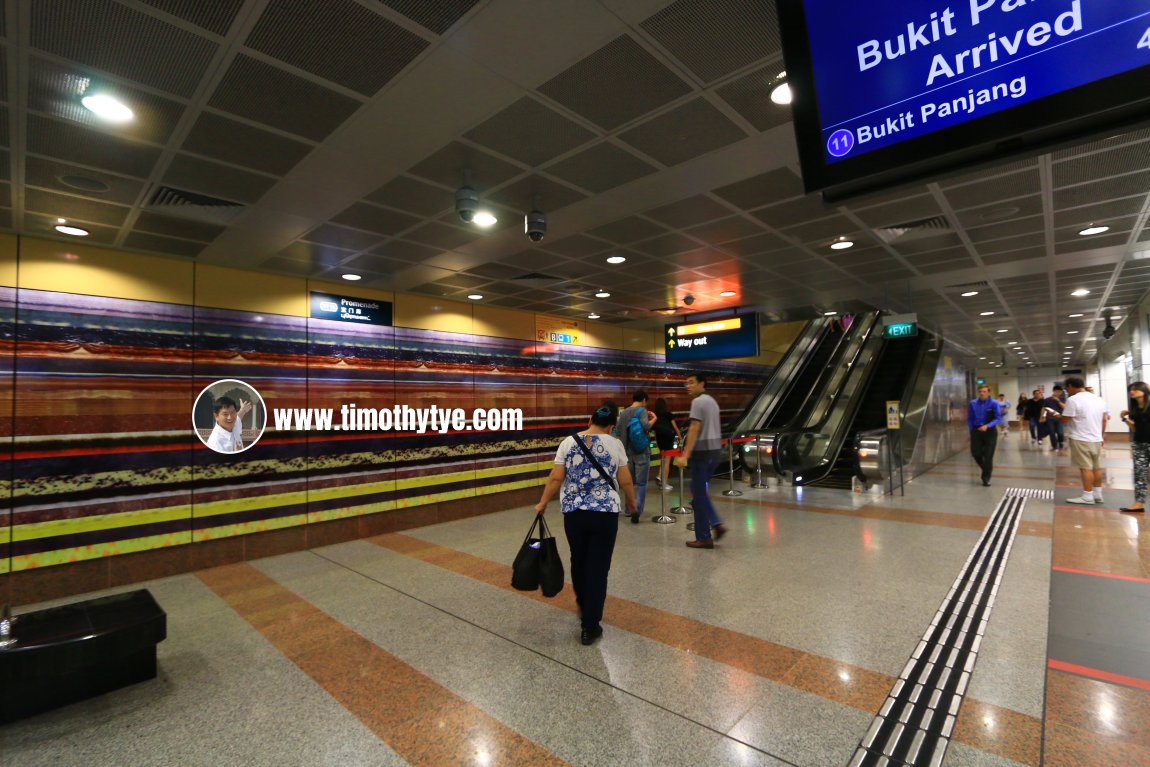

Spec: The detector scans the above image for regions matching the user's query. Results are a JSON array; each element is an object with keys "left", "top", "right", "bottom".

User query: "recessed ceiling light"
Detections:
[
  {"left": 606, "top": 256, "right": 626, "bottom": 264},
  {"left": 769, "top": 72, "right": 791, "bottom": 105},
  {"left": 1067, "top": 330, "right": 1079, "bottom": 334},
  {"left": 1111, "top": 315, "right": 1123, "bottom": 321},
  {"left": 467, "top": 294, "right": 483, "bottom": 300},
  {"left": 979, "top": 356, "right": 987, "bottom": 360},
  {"left": 81, "top": 93, "right": 133, "bottom": 122},
  {"left": 1078, "top": 225, "right": 1110, "bottom": 236},
  {"left": 829, "top": 238, "right": 854, "bottom": 250},
  {"left": 1065, "top": 346, "right": 1074, "bottom": 349},
  {"left": 1086, "top": 337, "right": 1096, "bottom": 341},
  {"left": 57, "top": 174, "right": 110, "bottom": 193},
  {"left": 588, "top": 313, "right": 600, "bottom": 319},
  {"left": 996, "top": 329, "right": 1008, "bottom": 333},
  {"left": 823, "top": 310, "right": 838, "bottom": 316},
  {"left": 979, "top": 311, "right": 994, "bottom": 316},
  {"left": 1007, "top": 341, "right": 1018, "bottom": 345},
  {"left": 1071, "top": 288, "right": 1090, "bottom": 297},
  {"left": 472, "top": 212, "right": 498, "bottom": 227},
  {"left": 720, "top": 290, "right": 737, "bottom": 297},
  {"left": 979, "top": 205, "right": 1021, "bottom": 222},
  {"left": 54, "top": 224, "right": 89, "bottom": 236},
  {"left": 594, "top": 291, "right": 611, "bottom": 298},
  {"left": 961, "top": 291, "right": 979, "bottom": 297},
  {"left": 341, "top": 274, "right": 361, "bottom": 281},
  {"left": 1068, "top": 313, "right": 1083, "bottom": 318}
]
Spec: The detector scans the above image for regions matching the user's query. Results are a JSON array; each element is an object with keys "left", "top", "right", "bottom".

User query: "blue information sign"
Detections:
[
  {"left": 665, "top": 316, "right": 759, "bottom": 363},
  {"left": 807, "top": 2, "right": 1148, "bottom": 163},
  {"left": 780, "top": 1, "right": 1150, "bottom": 195},
  {"left": 310, "top": 292, "right": 393, "bottom": 326}
]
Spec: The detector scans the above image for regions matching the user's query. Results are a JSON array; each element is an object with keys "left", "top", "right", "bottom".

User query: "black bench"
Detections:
[{"left": 0, "top": 589, "right": 167, "bottom": 723}]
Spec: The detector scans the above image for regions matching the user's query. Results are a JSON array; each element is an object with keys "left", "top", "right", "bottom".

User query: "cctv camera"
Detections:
[
  {"left": 683, "top": 294, "right": 695, "bottom": 306},
  {"left": 525, "top": 210, "right": 547, "bottom": 242},
  {"left": 455, "top": 186, "right": 479, "bottom": 223},
  {"left": 1103, "top": 324, "right": 1116, "bottom": 339}
]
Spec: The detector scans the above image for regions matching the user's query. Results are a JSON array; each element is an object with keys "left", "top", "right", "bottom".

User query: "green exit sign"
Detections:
[
  {"left": 883, "top": 322, "right": 918, "bottom": 339},
  {"left": 976, "top": 378, "right": 986, "bottom": 385}
]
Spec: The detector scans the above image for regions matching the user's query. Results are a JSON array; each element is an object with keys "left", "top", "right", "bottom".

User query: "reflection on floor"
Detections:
[{"left": 3, "top": 435, "right": 1148, "bottom": 766}]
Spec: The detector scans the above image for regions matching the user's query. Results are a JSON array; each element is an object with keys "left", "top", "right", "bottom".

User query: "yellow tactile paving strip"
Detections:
[
  {"left": 371, "top": 532, "right": 1041, "bottom": 765},
  {"left": 197, "top": 562, "right": 570, "bottom": 767}
]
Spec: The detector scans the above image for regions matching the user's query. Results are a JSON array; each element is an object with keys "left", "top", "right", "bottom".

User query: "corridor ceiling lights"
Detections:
[
  {"left": 54, "top": 220, "right": 89, "bottom": 236},
  {"left": 996, "top": 329, "right": 1008, "bottom": 333},
  {"left": 588, "top": 313, "right": 600, "bottom": 319},
  {"left": 961, "top": 291, "right": 979, "bottom": 297},
  {"left": 720, "top": 290, "right": 737, "bottom": 297},
  {"left": 1068, "top": 313, "right": 1083, "bottom": 318},
  {"left": 1071, "top": 288, "right": 1090, "bottom": 297},
  {"left": 594, "top": 291, "right": 611, "bottom": 298},
  {"left": 1078, "top": 224, "right": 1111, "bottom": 236},
  {"left": 979, "top": 311, "right": 995, "bottom": 316},
  {"left": 606, "top": 256, "right": 626, "bottom": 264},
  {"left": 823, "top": 310, "right": 838, "bottom": 316},
  {"left": 81, "top": 93, "right": 133, "bottom": 122},
  {"left": 829, "top": 237, "right": 854, "bottom": 250},
  {"left": 1067, "top": 330, "right": 1079, "bottom": 334},
  {"left": 340, "top": 274, "right": 361, "bottom": 281},
  {"left": 467, "top": 294, "right": 483, "bottom": 300},
  {"left": 769, "top": 71, "right": 791, "bottom": 105},
  {"left": 472, "top": 211, "right": 498, "bottom": 227}
]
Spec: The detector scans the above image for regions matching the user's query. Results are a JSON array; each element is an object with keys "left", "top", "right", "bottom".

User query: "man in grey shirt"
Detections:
[{"left": 677, "top": 372, "right": 727, "bottom": 548}]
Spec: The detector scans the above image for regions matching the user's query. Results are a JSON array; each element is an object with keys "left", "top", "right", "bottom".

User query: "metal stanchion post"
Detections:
[
  {"left": 652, "top": 451, "right": 676, "bottom": 524},
  {"left": 670, "top": 452, "right": 689, "bottom": 515},
  {"left": 750, "top": 434, "right": 768, "bottom": 489},
  {"left": 722, "top": 438, "right": 743, "bottom": 497}
]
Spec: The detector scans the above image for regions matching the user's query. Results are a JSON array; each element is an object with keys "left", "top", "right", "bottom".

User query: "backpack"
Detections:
[{"left": 621, "top": 407, "right": 650, "bottom": 453}]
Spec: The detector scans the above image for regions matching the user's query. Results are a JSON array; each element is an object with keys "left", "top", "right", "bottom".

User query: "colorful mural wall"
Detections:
[{"left": 4, "top": 289, "right": 772, "bottom": 574}]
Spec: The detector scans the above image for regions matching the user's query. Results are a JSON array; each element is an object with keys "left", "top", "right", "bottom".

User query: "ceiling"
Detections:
[{"left": 4, "top": 0, "right": 1150, "bottom": 369}]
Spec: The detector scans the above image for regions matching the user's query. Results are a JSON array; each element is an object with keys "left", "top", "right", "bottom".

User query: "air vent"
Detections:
[
  {"left": 945, "top": 280, "right": 990, "bottom": 294},
  {"left": 146, "top": 185, "right": 246, "bottom": 225},
  {"left": 873, "top": 214, "right": 953, "bottom": 243},
  {"left": 512, "top": 272, "right": 562, "bottom": 287}
]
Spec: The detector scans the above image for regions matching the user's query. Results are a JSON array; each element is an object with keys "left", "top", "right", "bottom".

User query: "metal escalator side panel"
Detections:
[
  {"left": 784, "top": 311, "right": 887, "bottom": 483},
  {"left": 729, "top": 318, "right": 827, "bottom": 436},
  {"left": 897, "top": 333, "right": 944, "bottom": 467}
]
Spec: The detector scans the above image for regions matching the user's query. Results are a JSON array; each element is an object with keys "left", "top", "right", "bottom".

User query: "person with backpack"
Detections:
[{"left": 612, "top": 389, "right": 657, "bottom": 524}]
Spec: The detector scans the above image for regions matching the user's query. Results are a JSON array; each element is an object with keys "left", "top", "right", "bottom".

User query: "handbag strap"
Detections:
[{"left": 572, "top": 432, "right": 618, "bottom": 493}]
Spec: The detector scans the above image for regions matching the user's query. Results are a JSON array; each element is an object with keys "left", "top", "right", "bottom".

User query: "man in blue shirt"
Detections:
[{"left": 968, "top": 384, "right": 1002, "bottom": 486}]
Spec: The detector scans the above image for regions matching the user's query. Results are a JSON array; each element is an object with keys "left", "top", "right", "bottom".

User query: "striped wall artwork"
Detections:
[{"left": 3, "top": 290, "right": 771, "bottom": 573}]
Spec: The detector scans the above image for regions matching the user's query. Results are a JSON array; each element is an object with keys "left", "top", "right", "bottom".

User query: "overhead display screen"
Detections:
[
  {"left": 780, "top": 1, "right": 1150, "bottom": 197},
  {"left": 665, "top": 316, "right": 759, "bottom": 363}
]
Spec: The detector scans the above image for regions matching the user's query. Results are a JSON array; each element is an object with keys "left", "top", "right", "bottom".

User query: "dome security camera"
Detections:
[
  {"left": 455, "top": 185, "right": 479, "bottom": 223},
  {"left": 1103, "top": 323, "right": 1116, "bottom": 339},
  {"left": 525, "top": 210, "right": 547, "bottom": 242},
  {"left": 683, "top": 294, "right": 695, "bottom": 306}
]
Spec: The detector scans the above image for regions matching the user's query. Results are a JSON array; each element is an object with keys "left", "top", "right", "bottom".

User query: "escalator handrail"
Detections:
[
  {"left": 772, "top": 311, "right": 886, "bottom": 480},
  {"left": 727, "top": 318, "right": 827, "bottom": 437}
]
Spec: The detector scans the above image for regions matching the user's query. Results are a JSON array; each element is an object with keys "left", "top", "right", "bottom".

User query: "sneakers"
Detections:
[
  {"left": 982, "top": 479, "right": 991, "bottom": 487},
  {"left": 661, "top": 483, "right": 674, "bottom": 491},
  {"left": 1065, "top": 496, "right": 1096, "bottom": 504},
  {"left": 1095, "top": 497, "right": 1105, "bottom": 504}
]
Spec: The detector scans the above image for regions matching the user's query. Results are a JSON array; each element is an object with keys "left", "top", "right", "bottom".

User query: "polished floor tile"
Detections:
[{"left": 8, "top": 430, "right": 1148, "bottom": 766}]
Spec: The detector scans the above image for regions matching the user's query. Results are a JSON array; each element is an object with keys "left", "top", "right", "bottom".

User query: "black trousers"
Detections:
[
  {"left": 970, "top": 428, "right": 998, "bottom": 483},
  {"left": 563, "top": 510, "right": 619, "bottom": 632}
]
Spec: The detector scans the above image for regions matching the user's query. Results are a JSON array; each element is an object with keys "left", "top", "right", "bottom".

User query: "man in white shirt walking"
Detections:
[{"left": 1055, "top": 376, "right": 1109, "bottom": 504}]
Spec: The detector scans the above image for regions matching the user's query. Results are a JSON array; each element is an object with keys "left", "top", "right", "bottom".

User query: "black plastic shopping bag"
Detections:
[
  {"left": 512, "top": 514, "right": 545, "bottom": 591},
  {"left": 537, "top": 517, "right": 565, "bottom": 598},
  {"left": 511, "top": 514, "right": 564, "bottom": 597}
]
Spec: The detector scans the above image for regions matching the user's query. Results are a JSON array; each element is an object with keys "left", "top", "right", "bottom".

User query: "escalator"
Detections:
[
  {"left": 806, "top": 332, "right": 928, "bottom": 488},
  {"left": 738, "top": 312, "right": 875, "bottom": 475},
  {"left": 728, "top": 318, "right": 830, "bottom": 437},
  {"left": 772, "top": 311, "right": 886, "bottom": 484}
]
